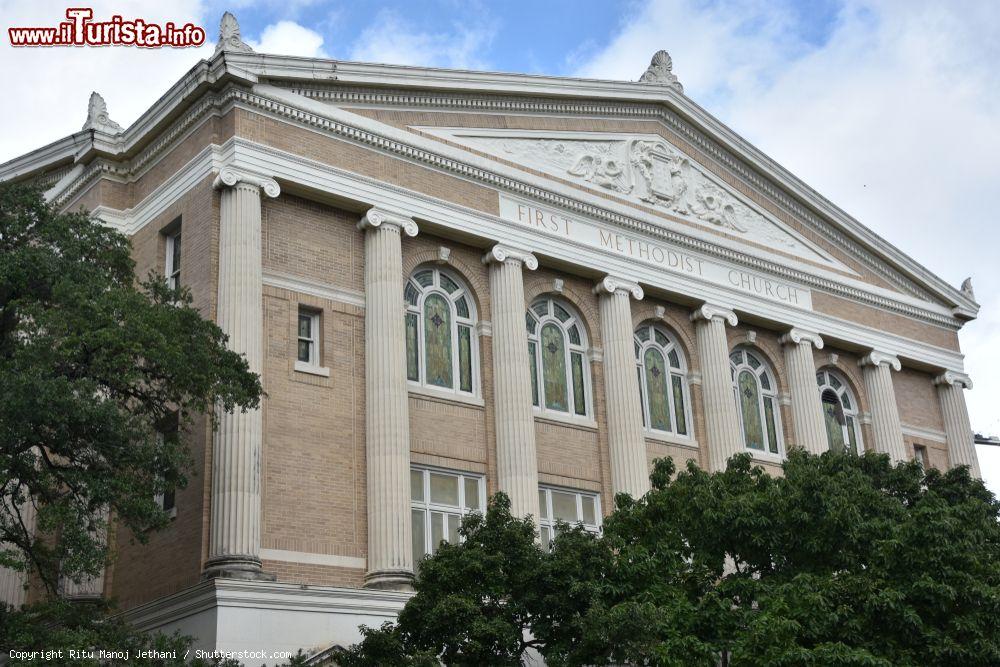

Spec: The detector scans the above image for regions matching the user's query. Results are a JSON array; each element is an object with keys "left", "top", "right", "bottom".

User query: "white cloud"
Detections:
[
  {"left": 574, "top": 0, "right": 1000, "bottom": 493},
  {"left": 348, "top": 9, "right": 496, "bottom": 69},
  {"left": 248, "top": 19, "right": 327, "bottom": 57}
]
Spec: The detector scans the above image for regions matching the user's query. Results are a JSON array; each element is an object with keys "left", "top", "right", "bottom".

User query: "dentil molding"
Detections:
[{"left": 594, "top": 275, "right": 644, "bottom": 300}]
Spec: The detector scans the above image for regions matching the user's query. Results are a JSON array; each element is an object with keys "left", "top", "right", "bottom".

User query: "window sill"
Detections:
[
  {"left": 533, "top": 411, "right": 598, "bottom": 431},
  {"left": 644, "top": 431, "right": 699, "bottom": 449},
  {"left": 294, "top": 361, "right": 330, "bottom": 377},
  {"left": 747, "top": 449, "right": 785, "bottom": 465},
  {"left": 408, "top": 384, "right": 485, "bottom": 408}
]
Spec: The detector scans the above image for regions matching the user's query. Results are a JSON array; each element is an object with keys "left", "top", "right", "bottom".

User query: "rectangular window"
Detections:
[
  {"left": 913, "top": 444, "right": 929, "bottom": 471},
  {"left": 165, "top": 230, "right": 181, "bottom": 290},
  {"left": 155, "top": 424, "right": 178, "bottom": 518},
  {"left": 538, "top": 485, "right": 601, "bottom": 551},
  {"left": 410, "top": 467, "right": 485, "bottom": 567},
  {"left": 297, "top": 309, "right": 320, "bottom": 365}
]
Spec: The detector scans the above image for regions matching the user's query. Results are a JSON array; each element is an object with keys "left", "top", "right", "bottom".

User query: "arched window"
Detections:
[
  {"left": 404, "top": 267, "right": 478, "bottom": 395},
  {"left": 816, "top": 369, "right": 862, "bottom": 454},
  {"left": 526, "top": 297, "right": 590, "bottom": 417},
  {"left": 730, "top": 348, "right": 783, "bottom": 455},
  {"left": 634, "top": 322, "right": 690, "bottom": 437}
]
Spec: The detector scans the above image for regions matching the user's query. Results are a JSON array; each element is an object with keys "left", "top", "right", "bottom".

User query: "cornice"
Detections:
[
  {"left": 690, "top": 303, "right": 738, "bottom": 326},
  {"left": 482, "top": 244, "right": 538, "bottom": 270},
  {"left": 779, "top": 328, "right": 825, "bottom": 350},
  {"left": 594, "top": 275, "right": 644, "bottom": 300}
]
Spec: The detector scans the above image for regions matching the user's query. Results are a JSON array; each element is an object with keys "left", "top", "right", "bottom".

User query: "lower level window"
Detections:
[
  {"left": 410, "top": 467, "right": 485, "bottom": 566},
  {"left": 538, "top": 486, "right": 601, "bottom": 551}
]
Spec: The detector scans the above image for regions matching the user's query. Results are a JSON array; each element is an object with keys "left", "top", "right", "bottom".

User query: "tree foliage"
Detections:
[
  {"left": 0, "top": 182, "right": 262, "bottom": 594},
  {"left": 334, "top": 451, "right": 1000, "bottom": 666}
]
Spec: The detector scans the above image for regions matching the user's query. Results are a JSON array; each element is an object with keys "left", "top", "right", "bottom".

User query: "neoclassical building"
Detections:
[{"left": 0, "top": 13, "right": 982, "bottom": 658}]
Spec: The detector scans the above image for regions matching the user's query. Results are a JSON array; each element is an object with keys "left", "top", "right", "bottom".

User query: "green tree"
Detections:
[
  {"left": 0, "top": 182, "right": 260, "bottom": 597},
  {"left": 334, "top": 451, "right": 1000, "bottom": 666}
]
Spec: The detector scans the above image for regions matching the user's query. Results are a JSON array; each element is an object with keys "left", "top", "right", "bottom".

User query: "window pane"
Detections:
[
  {"left": 636, "top": 327, "right": 650, "bottom": 342},
  {"left": 458, "top": 326, "right": 473, "bottom": 393},
  {"left": 841, "top": 391, "right": 852, "bottom": 410},
  {"left": 571, "top": 352, "right": 587, "bottom": 416},
  {"left": 847, "top": 417, "right": 859, "bottom": 455},
  {"left": 414, "top": 270, "right": 433, "bottom": 287},
  {"left": 551, "top": 491, "right": 578, "bottom": 522},
  {"left": 411, "top": 470, "right": 424, "bottom": 501},
  {"left": 644, "top": 348, "right": 671, "bottom": 431},
  {"left": 298, "top": 314, "right": 311, "bottom": 338},
  {"left": 541, "top": 324, "right": 568, "bottom": 412},
  {"left": 447, "top": 513, "right": 460, "bottom": 544},
  {"left": 431, "top": 511, "right": 445, "bottom": 552},
  {"left": 553, "top": 303, "right": 571, "bottom": 322},
  {"left": 747, "top": 353, "right": 761, "bottom": 370},
  {"left": 412, "top": 509, "right": 426, "bottom": 562},
  {"left": 532, "top": 301, "right": 548, "bottom": 317},
  {"left": 730, "top": 350, "right": 743, "bottom": 364},
  {"left": 568, "top": 324, "right": 581, "bottom": 346},
  {"left": 637, "top": 366, "right": 646, "bottom": 428},
  {"left": 538, "top": 490, "right": 548, "bottom": 519},
  {"left": 405, "top": 313, "right": 419, "bottom": 381},
  {"left": 440, "top": 273, "right": 459, "bottom": 294},
  {"left": 540, "top": 525, "right": 551, "bottom": 551},
  {"left": 430, "top": 472, "right": 459, "bottom": 506},
  {"left": 824, "top": 394, "right": 846, "bottom": 454},
  {"left": 830, "top": 375, "right": 842, "bottom": 390},
  {"left": 404, "top": 282, "right": 419, "bottom": 306},
  {"left": 672, "top": 374, "right": 687, "bottom": 436},
  {"left": 297, "top": 340, "right": 311, "bottom": 363},
  {"left": 464, "top": 478, "right": 480, "bottom": 510},
  {"left": 654, "top": 329, "right": 668, "bottom": 346},
  {"left": 528, "top": 342, "right": 539, "bottom": 407},
  {"left": 667, "top": 348, "right": 680, "bottom": 368},
  {"left": 162, "top": 487, "right": 176, "bottom": 513},
  {"left": 171, "top": 233, "right": 181, "bottom": 272},
  {"left": 455, "top": 295, "right": 469, "bottom": 318},
  {"left": 525, "top": 312, "right": 537, "bottom": 334},
  {"left": 816, "top": 372, "right": 824, "bottom": 387},
  {"left": 424, "top": 294, "right": 453, "bottom": 388},
  {"left": 738, "top": 370, "right": 765, "bottom": 450},
  {"left": 581, "top": 496, "right": 596, "bottom": 525},
  {"left": 764, "top": 397, "right": 779, "bottom": 454},
  {"left": 760, "top": 372, "right": 771, "bottom": 391}
]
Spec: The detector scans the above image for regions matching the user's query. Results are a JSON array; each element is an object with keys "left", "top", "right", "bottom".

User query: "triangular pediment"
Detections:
[{"left": 416, "top": 128, "right": 849, "bottom": 271}]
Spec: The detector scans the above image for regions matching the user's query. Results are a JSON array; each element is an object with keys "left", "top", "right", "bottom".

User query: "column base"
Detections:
[
  {"left": 202, "top": 556, "right": 276, "bottom": 582},
  {"left": 364, "top": 569, "right": 414, "bottom": 592}
]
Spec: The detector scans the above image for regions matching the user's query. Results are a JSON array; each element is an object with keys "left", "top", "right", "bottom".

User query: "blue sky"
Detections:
[{"left": 2, "top": 0, "right": 999, "bottom": 491}]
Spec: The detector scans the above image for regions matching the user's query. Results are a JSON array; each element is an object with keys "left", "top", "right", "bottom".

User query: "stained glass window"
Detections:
[
  {"left": 731, "top": 348, "right": 783, "bottom": 456},
  {"left": 404, "top": 267, "right": 478, "bottom": 395},
  {"left": 635, "top": 322, "right": 691, "bottom": 438},
  {"left": 526, "top": 297, "right": 590, "bottom": 417},
  {"left": 816, "top": 370, "right": 863, "bottom": 454}
]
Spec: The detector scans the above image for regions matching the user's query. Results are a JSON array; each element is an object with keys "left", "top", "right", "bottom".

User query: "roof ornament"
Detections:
[
  {"left": 215, "top": 11, "right": 253, "bottom": 54},
  {"left": 81, "top": 92, "right": 123, "bottom": 135},
  {"left": 639, "top": 49, "right": 683, "bottom": 92},
  {"left": 961, "top": 277, "right": 975, "bottom": 300}
]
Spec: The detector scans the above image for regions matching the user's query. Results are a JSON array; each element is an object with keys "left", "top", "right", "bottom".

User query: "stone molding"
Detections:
[
  {"left": 639, "top": 50, "right": 683, "bottom": 92},
  {"left": 212, "top": 167, "right": 280, "bottom": 198},
  {"left": 690, "top": 303, "right": 738, "bottom": 327},
  {"left": 357, "top": 207, "right": 419, "bottom": 237},
  {"left": 481, "top": 244, "right": 538, "bottom": 270},
  {"left": 215, "top": 12, "right": 253, "bottom": 55},
  {"left": 594, "top": 275, "right": 644, "bottom": 300},
  {"left": 860, "top": 350, "right": 902, "bottom": 371},
  {"left": 933, "top": 370, "right": 973, "bottom": 389},
  {"left": 82, "top": 92, "right": 123, "bottom": 135},
  {"left": 779, "top": 328, "right": 825, "bottom": 349}
]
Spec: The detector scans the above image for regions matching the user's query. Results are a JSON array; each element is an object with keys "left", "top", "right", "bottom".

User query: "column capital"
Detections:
[
  {"left": 213, "top": 167, "right": 280, "bottom": 198},
  {"left": 690, "top": 303, "right": 738, "bottom": 326},
  {"left": 358, "top": 207, "right": 419, "bottom": 237},
  {"left": 594, "top": 275, "right": 644, "bottom": 300},
  {"left": 860, "top": 350, "right": 901, "bottom": 371},
  {"left": 934, "top": 370, "right": 973, "bottom": 389},
  {"left": 482, "top": 244, "right": 538, "bottom": 270},
  {"left": 779, "top": 328, "right": 824, "bottom": 349}
]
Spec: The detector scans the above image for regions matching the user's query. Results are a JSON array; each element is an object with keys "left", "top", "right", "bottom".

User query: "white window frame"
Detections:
[
  {"left": 730, "top": 347, "right": 785, "bottom": 459},
  {"left": 537, "top": 485, "right": 602, "bottom": 551},
  {"left": 154, "top": 432, "right": 177, "bottom": 519},
  {"left": 913, "top": 444, "right": 929, "bottom": 470},
  {"left": 410, "top": 466, "right": 485, "bottom": 562},
  {"left": 634, "top": 322, "right": 693, "bottom": 440},
  {"left": 165, "top": 230, "right": 181, "bottom": 290},
  {"left": 526, "top": 297, "right": 593, "bottom": 420},
  {"left": 816, "top": 369, "right": 864, "bottom": 454},
  {"left": 405, "top": 267, "right": 480, "bottom": 398},
  {"left": 294, "top": 308, "right": 329, "bottom": 376}
]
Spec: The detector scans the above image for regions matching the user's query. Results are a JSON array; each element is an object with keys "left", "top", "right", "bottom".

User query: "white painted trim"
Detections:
[
  {"left": 534, "top": 412, "right": 599, "bottom": 431},
  {"left": 408, "top": 385, "right": 486, "bottom": 408},
  {"left": 901, "top": 424, "right": 948, "bottom": 444},
  {"left": 263, "top": 270, "right": 365, "bottom": 309},
  {"left": 644, "top": 430, "right": 699, "bottom": 449},
  {"left": 259, "top": 548, "right": 365, "bottom": 569},
  {"left": 294, "top": 361, "right": 330, "bottom": 377}
]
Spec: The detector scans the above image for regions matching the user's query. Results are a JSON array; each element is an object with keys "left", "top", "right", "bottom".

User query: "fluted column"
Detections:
[
  {"left": 860, "top": 351, "right": 906, "bottom": 462},
  {"left": 779, "top": 328, "right": 827, "bottom": 454},
  {"left": 360, "top": 208, "right": 419, "bottom": 590},
  {"left": 483, "top": 245, "right": 540, "bottom": 523},
  {"left": 204, "top": 168, "right": 279, "bottom": 579},
  {"left": 691, "top": 304, "right": 742, "bottom": 472},
  {"left": 934, "top": 371, "right": 981, "bottom": 477},
  {"left": 0, "top": 496, "right": 35, "bottom": 607},
  {"left": 595, "top": 276, "right": 648, "bottom": 498}
]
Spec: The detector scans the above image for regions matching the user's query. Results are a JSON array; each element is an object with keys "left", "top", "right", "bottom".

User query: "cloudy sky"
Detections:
[{"left": 2, "top": 0, "right": 998, "bottom": 491}]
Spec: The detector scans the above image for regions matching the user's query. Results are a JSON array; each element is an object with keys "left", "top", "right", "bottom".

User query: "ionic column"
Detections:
[
  {"left": 860, "top": 351, "right": 906, "bottom": 462},
  {"left": 779, "top": 328, "right": 827, "bottom": 454},
  {"left": 360, "top": 208, "right": 419, "bottom": 590},
  {"left": 483, "top": 245, "right": 540, "bottom": 523},
  {"left": 595, "top": 276, "right": 648, "bottom": 498},
  {"left": 934, "top": 371, "right": 981, "bottom": 478},
  {"left": 204, "top": 168, "right": 279, "bottom": 579},
  {"left": 691, "top": 304, "right": 742, "bottom": 472}
]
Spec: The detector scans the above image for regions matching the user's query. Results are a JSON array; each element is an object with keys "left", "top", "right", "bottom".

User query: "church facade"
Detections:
[{"left": 0, "top": 13, "right": 982, "bottom": 658}]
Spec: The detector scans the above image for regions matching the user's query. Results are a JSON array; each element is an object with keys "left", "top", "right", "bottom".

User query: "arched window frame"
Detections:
[
  {"left": 816, "top": 369, "right": 863, "bottom": 454},
  {"left": 634, "top": 322, "right": 692, "bottom": 439},
  {"left": 526, "top": 297, "right": 593, "bottom": 419},
  {"left": 404, "top": 266, "right": 479, "bottom": 397},
  {"left": 729, "top": 347, "right": 784, "bottom": 457}
]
